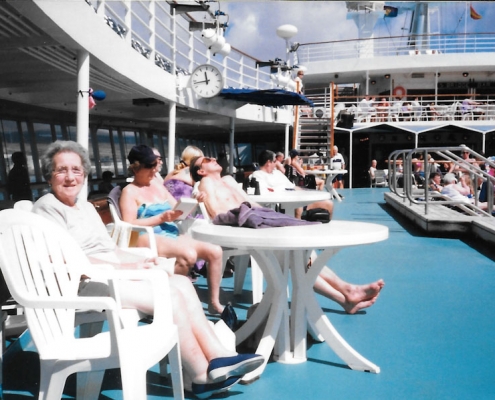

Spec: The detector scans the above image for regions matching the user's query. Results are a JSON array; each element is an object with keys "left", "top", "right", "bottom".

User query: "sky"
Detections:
[{"left": 212, "top": 1, "right": 495, "bottom": 62}]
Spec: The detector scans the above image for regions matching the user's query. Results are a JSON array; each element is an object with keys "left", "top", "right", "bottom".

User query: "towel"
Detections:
[{"left": 212, "top": 202, "right": 319, "bottom": 229}]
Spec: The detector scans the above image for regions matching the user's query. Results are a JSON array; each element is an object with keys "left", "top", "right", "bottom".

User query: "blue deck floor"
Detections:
[{"left": 4, "top": 188, "right": 495, "bottom": 399}]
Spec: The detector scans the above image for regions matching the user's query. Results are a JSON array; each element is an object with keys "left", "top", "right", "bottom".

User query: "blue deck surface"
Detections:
[{"left": 4, "top": 188, "right": 495, "bottom": 399}]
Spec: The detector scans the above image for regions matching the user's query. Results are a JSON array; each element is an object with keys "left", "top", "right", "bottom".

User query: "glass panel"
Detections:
[{"left": 96, "top": 128, "right": 114, "bottom": 177}]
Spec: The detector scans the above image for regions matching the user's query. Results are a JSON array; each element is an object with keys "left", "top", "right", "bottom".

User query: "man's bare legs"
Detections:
[
  {"left": 137, "top": 234, "right": 224, "bottom": 314},
  {"left": 313, "top": 266, "right": 384, "bottom": 314}
]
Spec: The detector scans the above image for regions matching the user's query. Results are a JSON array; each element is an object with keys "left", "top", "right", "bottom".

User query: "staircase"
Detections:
[{"left": 294, "top": 86, "right": 355, "bottom": 162}]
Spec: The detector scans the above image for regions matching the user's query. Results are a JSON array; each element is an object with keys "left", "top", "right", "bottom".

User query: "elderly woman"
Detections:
[
  {"left": 32, "top": 140, "right": 263, "bottom": 399},
  {"left": 119, "top": 145, "right": 225, "bottom": 315},
  {"left": 164, "top": 145, "right": 204, "bottom": 200}
]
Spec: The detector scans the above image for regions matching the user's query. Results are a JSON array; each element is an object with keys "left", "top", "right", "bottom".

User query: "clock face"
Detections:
[{"left": 191, "top": 64, "right": 224, "bottom": 98}]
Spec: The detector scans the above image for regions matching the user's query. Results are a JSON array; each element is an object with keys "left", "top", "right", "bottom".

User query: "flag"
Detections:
[
  {"left": 384, "top": 6, "right": 398, "bottom": 18},
  {"left": 470, "top": 4, "right": 482, "bottom": 20}
]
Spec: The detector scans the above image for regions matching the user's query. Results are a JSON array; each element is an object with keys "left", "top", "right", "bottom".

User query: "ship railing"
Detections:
[
  {"left": 304, "top": 88, "right": 495, "bottom": 122},
  {"left": 388, "top": 146, "right": 495, "bottom": 217},
  {"left": 89, "top": 0, "right": 272, "bottom": 90},
  {"left": 298, "top": 32, "right": 495, "bottom": 63}
]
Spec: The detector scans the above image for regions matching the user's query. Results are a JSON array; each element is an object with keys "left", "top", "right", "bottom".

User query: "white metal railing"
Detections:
[
  {"left": 89, "top": 0, "right": 272, "bottom": 89},
  {"left": 298, "top": 33, "right": 495, "bottom": 63},
  {"left": 305, "top": 91, "right": 495, "bottom": 123},
  {"left": 388, "top": 146, "right": 495, "bottom": 216}
]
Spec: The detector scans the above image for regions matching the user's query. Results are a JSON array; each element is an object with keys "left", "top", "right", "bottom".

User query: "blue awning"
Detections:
[{"left": 219, "top": 88, "right": 314, "bottom": 107}]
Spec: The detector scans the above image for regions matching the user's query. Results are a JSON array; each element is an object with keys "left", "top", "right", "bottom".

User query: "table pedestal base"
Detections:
[{"left": 236, "top": 248, "right": 380, "bottom": 383}]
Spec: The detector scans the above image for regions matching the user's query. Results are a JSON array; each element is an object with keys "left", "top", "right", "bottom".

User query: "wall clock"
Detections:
[{"left": 191, "top": 64, "right": 224, "bottom": 98}]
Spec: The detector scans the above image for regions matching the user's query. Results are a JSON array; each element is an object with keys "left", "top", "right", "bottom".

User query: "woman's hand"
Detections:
[{"left": 160, "top": 210, "right": 183, "bottom": 222}]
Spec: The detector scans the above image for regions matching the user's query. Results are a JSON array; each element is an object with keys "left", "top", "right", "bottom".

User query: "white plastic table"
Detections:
[
  {"left": 249, "top": 189, "right": 331, "bottom": 217},
  {"left": 191, "top": 221, "right": 389, "bottom": 381},
  {"left": 305, "top": 169, "right": 348, "bottom": 201}
]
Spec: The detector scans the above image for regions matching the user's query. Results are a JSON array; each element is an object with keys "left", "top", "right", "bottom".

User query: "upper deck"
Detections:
[{"left": 299, "top": 33, "right": 495, "bottom": 92}]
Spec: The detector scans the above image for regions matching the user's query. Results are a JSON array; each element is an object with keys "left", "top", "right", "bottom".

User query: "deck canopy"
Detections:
[{"left": 219, "top": 88, "right": 314, "bottom": 107}]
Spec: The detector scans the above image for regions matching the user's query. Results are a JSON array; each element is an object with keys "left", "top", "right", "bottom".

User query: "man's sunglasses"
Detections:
[{"left": 201, "top": 157, "right": 215, "bottom": 165}]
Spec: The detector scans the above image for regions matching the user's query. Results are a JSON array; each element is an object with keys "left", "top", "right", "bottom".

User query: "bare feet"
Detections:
[
  {"left": 339, "top": 279, "right": 384, "bottom": 314},
  {"left": 344, "top": 279, "right": 384, "bottom": 304},
  {"left": 343, "top": 293, "right": 379, "bottom": 314}
]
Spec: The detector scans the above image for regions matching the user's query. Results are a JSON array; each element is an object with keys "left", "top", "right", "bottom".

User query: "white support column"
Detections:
[
  {"left": 229, "top": 117, "right": 235, "bottom": 174},
  {"left": 349, "top": 130, "right": 353, "bottom": 188},
  {"left": 77, "top": 50, "right": 90, "bottom": 200},
  {"left": 168, "top": 102, "right": 177, "bottom": 174},
  {"left": 285, "top": 124, "right": 290, "bottom": 157}
]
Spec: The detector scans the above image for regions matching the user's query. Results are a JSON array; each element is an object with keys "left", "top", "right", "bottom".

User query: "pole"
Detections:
[
  {"left": 330, "top": 82, "right": 335, "bottom": 151},
  {"left": 292, "top": 80, "right": 300, "bottom": 150},
  {"left": 229, "top": 117, "right": 235, "bottom": 174},
  {"left": 76, "top": 50, "right": 89, "bottom": 200},
  {"left": 168, "top": 102, "right": 176, "bottom": 174}
]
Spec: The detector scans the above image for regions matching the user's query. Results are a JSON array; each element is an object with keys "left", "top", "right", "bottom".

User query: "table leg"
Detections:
[
  {"left": 324, "top": 176, "right": 342, "bottom": 202},
  {"left": 235, "top": 249, "right": 290, "bottom": 383},
  {"left": 290, "top": 248, "right": 380, "bottom": 373}
]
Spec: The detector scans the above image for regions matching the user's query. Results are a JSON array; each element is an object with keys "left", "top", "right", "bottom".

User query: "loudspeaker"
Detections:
[{"left": 336, "top": 111, "right": 354, "bottom": 128}]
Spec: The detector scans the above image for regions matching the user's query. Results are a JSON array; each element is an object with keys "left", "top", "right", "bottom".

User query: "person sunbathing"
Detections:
[
  {"left": 119, "top": 145, "right": 225, "bottom": 315},
  {"left": 32, "top": 140, "right": 264, "bottom": 398},
  {"left": 190, "top": 155, "right": 384, "bottom": 314}
]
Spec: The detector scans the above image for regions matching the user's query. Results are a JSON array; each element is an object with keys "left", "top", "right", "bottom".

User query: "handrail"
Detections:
[
  {"left": 388, "top": 146, "right": 495, "bottom": 217},
  {"left": 91, "top": 0, "right": 273, "bottom": 90},
  {"left": 298, "top": 32, "right": 495, "bottom": 63}
]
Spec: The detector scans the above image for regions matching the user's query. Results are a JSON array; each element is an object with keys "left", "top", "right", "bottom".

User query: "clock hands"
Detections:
[{"left": 192, "top": 71, "right": 211, "bottom": 85}]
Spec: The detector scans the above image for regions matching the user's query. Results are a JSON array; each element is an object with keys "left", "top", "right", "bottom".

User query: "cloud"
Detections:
[{"left": 222, "top": 1, "right": 357, "bottom": 60}]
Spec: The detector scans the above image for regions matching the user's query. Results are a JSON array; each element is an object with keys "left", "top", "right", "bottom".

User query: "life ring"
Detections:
[{"left": 393, "top": 86, "right": 406, "bottom": 98}]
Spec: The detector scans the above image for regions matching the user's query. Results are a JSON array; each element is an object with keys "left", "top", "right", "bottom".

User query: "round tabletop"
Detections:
[
  {"left": 248, "top": 189, "right": 330, "bottom": 206},
  {"left": 305, "top": 169, "right": 347, "bottom": 176},
  {"left": 191, "top": 220, "right": 389, "bottom": 251}
]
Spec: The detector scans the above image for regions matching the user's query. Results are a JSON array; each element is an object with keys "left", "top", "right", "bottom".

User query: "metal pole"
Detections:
[
  {"left": 330, "top": 82, "right": 334, "bottom": 151},
  {"left": 229, "top": 117, "right": 235, "bottom": 174},
  {"left": 167, "top": 102, "right": 176, "bottom": 174},
  {"left": 76, "top": 50, "right": 89, "bottom": 200}
]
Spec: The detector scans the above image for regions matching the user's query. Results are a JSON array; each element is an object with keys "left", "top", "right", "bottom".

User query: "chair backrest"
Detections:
[
  {"left": 108, "top": 185, "right": 123, "bottom": 220},
  {"left": 0, "top": 209, "right": 88, "bottom": 357},
  {"left": 13, "top": 200, "right": 34, "bottom": 211}
]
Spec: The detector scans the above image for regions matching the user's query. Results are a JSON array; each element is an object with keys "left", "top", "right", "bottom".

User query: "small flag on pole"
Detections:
[
  {"left": 470, "top": 4, "right": 482, "bottom": 20},
  {"left": 384, "top": 6, "right": 398, "bottom": 18}
]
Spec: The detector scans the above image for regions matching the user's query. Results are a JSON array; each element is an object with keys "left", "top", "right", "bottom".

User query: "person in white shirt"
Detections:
[
  {"left": 330, "top": 145, "right": 346, "bottom": 189},
  {"left": 251, "top": 150, "right": 334, "bottom": 219}
]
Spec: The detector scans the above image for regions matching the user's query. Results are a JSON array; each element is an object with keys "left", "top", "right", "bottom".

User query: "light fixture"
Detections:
[
  {"left": 201, "top": 28, "right": 231, "bottom": 57},
  {"left": 384, "top": 74, "right": 390, "bottom": 79},
  {"left": 463, "top": 72, "right": 469, "bottom": 77},
  {"left": 371, "top": 80, "right": 376, "bottom": 85}
]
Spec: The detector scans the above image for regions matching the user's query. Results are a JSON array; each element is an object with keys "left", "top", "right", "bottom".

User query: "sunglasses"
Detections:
[{"left": 200, "top": 157, "right": 215, "bottom": 165}]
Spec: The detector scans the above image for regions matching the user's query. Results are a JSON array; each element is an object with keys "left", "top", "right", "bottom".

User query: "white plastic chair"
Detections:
[
  {"left": 13, "top": 200, "right": 34, "bottom": 211},
  {"left": 370, "top": 170, "right": 388, "bottom": 187},
  {"left": 0, "top": 209, "right": 184, "bottom": 400},
  {"left": 107, "top": 186, "right": 158, "bottom": 257}
]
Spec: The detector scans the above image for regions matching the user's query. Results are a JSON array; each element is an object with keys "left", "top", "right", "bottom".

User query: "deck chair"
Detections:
[
  {"left": 193, "top": 183, "right": 264, "bottom": 303},
  {"left": 370, "top": 170, "right": 388, "bottom": 187},
  {"left": 0, "top": 209, "right": 183, "bottom": 400},
  {"left": 13, "top": 200, "right": 34, "bottom": 211},
  {"left": 107, "top": 186, "right": 158, "bottom": 257}
]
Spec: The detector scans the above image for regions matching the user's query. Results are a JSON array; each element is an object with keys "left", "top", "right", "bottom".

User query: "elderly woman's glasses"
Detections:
[{"left": 54, "top": 166, "right": 84, "bottom": 177}]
